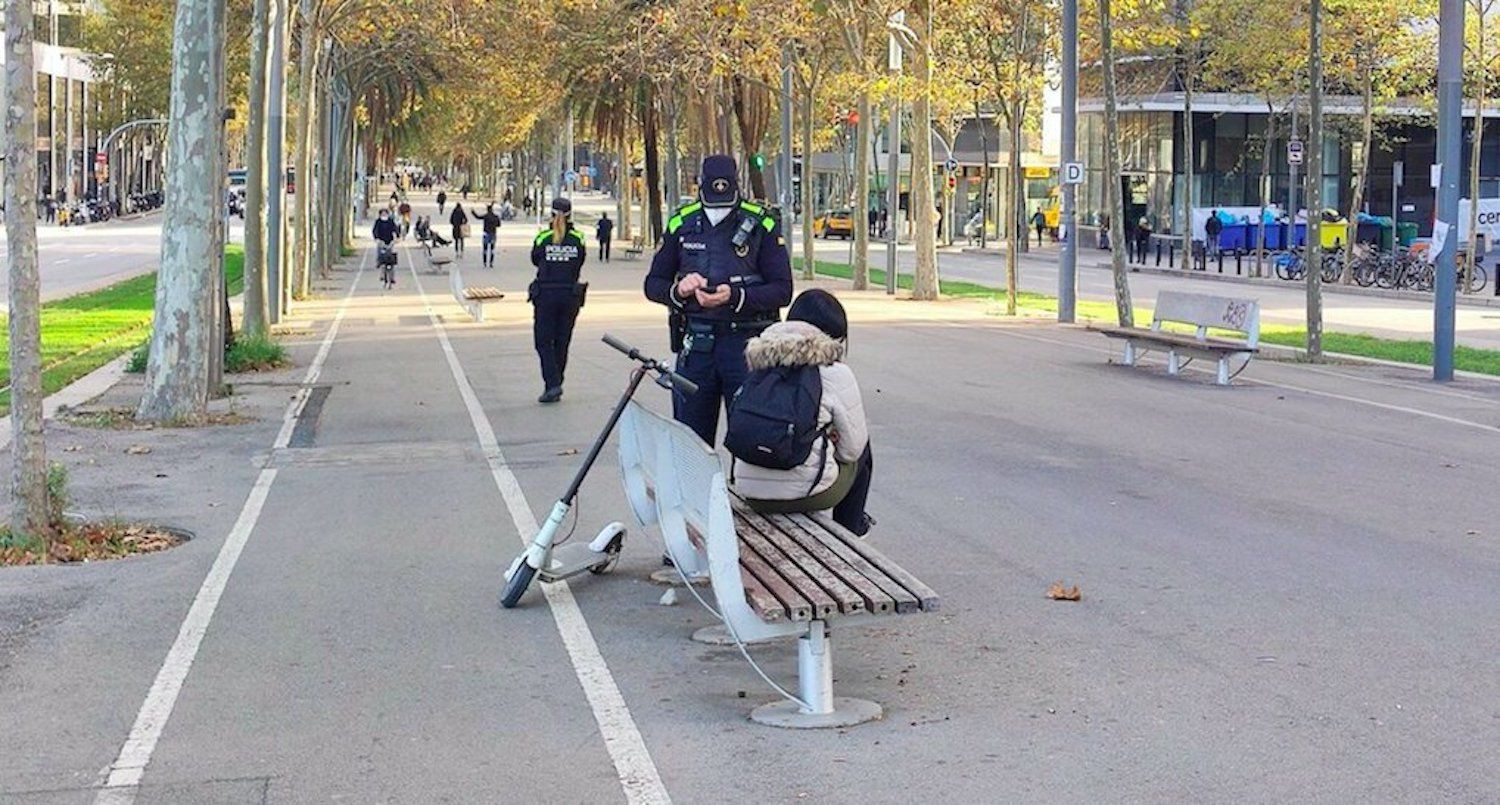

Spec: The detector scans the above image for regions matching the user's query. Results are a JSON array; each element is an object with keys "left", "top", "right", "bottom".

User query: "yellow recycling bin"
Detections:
[{"left": 1320, "top": 221, "right": 1349, "bottom": 249}]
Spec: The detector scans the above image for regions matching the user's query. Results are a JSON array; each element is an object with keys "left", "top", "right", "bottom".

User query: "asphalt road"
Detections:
[
  {"left": 1, "top": 191, "right": 1496, "bottom": 803},
  {"left": 0, "top": 212, "right": 242, "bottom": 310}
]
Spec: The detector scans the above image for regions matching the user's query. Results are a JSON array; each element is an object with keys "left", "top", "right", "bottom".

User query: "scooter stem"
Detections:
[
  {"left": 524, "top": 500, "right": 572, "bottom": 568},
  {"left": 558, "top": 366, "right": 649, "bottom": 506}
]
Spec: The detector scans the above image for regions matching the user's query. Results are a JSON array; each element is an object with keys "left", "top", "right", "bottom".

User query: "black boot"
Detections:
[{"left": 538, "top": 387, "right": 563, "bottom": 404}]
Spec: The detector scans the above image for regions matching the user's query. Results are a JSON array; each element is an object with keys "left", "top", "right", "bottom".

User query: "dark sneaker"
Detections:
[{"left": 538, "top": 387, "right": 563, "bottom": 404}]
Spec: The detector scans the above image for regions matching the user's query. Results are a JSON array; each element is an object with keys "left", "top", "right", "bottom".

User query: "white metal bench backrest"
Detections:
[
  {"left": 617, "top": 402, "right": 799, "bottom": 642},
  {"left": 618, "top": 402, "right": 716, "bottom": 582},
  {"left": 1151, "top": 290, "right": 1260, "bottom": 348}
]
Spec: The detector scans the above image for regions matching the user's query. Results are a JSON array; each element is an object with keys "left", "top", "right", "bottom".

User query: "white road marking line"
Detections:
[
  {"left": 56, "top": 258, "right": 72, "bottom": 264},
  {"left": 402, "top": 246, "right": 672, "bottom": 805},
  {"left": 95, "top": 249, "right": 369, "bottom": 804},
  {"left": 84, "top": 251, "right": 99, "bottom": 258}
]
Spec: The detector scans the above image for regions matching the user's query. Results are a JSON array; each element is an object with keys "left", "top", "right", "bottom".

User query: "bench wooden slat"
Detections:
[
  {"left": 774, "top": 513, "right": 913, "bottom": 614},
  {"left": 738, "top": 546, "right": 813, "bottom": 621},
  {"left": 1091, "top": 325, "right": 1257, "bottom": 353},
  {"left": 462, "top": 287, "right": 505, "bottom": 300},
  {"left": 684, "top": 518, "right": 796, "bottom": 621},
  {"left": 739, "top": 510, "right": 867, "bottom": 616},
  {"left": 735, "top": 514, "right": 840, "bottom": 619},
  {"left": 739, "top": 565, "right": 787, "bottom": 622},
  {"left": 808, "top": 512, "right": 941, "bottom": 611}
]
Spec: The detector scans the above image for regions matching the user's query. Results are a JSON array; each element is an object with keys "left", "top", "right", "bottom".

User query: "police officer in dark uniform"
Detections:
[
  {"left": 645, "top": 155, "right": 793, "bottom": 443},
  {"left": 530, "top": 197, "right": 588, "bottom": 404}
]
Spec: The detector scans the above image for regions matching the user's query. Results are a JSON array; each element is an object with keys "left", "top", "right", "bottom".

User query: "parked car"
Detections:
[{"left": 813, "top": 209, "right": 854, "bottom": 239}]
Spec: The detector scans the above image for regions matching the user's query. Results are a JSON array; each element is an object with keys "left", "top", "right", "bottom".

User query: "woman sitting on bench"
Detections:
[
  {"left": 731, "top": 290, "right": 875, "bottom": 536},
  {"left": 416, "top": 215, "right": 450, "bottom": 247}
]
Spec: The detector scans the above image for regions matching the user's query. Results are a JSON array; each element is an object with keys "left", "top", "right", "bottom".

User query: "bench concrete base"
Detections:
[
  {"left": 691, "top": 624, "right": 784, "bottom": 646},
  {"left": 751, "top": 696, "right": 883, "bottom": 729},
  {"left": 649, "top": 568, "right": 709, "bottom": 587}
]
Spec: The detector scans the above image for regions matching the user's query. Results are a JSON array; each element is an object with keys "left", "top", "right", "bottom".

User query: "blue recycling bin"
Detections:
[{"left": 1220, "top": 223, "right": 1251, "bottom": 252}]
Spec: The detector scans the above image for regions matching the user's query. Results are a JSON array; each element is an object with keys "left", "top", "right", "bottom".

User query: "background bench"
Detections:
[
  {"left": 622, "top": 235, "right": 645, "bottom": 259},
  {"left": 1092, "top": 290, "right": 1260, "bottom": 385},
  {"left": 449, "top": 263, "right": 503, "bottom": 322},
  {"left": 618, "top": 402, "right": 939, "bottom": 729}
]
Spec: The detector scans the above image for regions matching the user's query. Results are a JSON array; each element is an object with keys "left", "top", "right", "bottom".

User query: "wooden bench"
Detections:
[
  {"left": 1091, "top": 290, "right": 1260, "bottom": 385},
  {"left": 622, "top": 235, "right": 645, "bottom": 259},
  {"left": 618, "top": 402, "right": 939, "bottom": 729},
  {"left": 449, "top": 262, "right": 504, "bottom": 322}
]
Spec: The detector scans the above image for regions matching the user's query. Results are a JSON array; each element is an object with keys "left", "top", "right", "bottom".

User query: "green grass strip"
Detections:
[
  {"left": 794, "top": 257, "right": 1500, "bottom": 377},
  {"left": 0, "top": 245, "right": 245, "bottom": 413}
]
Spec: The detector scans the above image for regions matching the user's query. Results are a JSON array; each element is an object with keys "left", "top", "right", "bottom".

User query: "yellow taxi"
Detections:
[{"left": 813, "top": 209, "right": 855, "bottom": 239}]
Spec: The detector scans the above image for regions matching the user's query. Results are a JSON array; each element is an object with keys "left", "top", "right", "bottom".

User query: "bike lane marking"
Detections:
[
  {"left": 94, "top": 249, "right": 369, "bottom": 805},
  {"left": 402, "top": 246, "right": 672, "bottom": 805}
]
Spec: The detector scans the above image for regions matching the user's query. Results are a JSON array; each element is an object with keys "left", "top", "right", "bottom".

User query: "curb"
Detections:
[{"left": 0, "top": 353, "right": 130, "bottom": 453}]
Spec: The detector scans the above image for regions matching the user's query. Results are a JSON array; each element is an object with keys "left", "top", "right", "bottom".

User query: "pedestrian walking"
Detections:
[
  {"left": 437, "top": 190, "right": 447, "bottom": 215},
  {"left": 475, "top": 202, "right": 501, "bottom": 267},
  {"left": 461, "top": 182, "right": 471, "bottom": 200},
  {"left": 596, "top": 213, "right": 614, "bottom": 262},
  {"left": 1032, "top": 208, "right": 1047, "bottom": 246},
  {"left": 868, "top": 207, "right": 879, "bottom": 238},
  {"left": 397, "top": 199, "right": 413, "bottom": 238},
  {"left": 729, "top": 289, "right": 874, "bottom": 536},
  {"left": 530, "top": 197, "right": 588, "bottom": 403},
  {"left": 450, "top": 203, "right": 469, "bottom": 255},
  {"left": 1135, "top": 213, "right": 1154, "bottom": 265},
  {"left": 1204, "top": 209, "right": 1223, "bottom": 259},
  {"left": 644, "top": 154, "right": 794, "bottom": 445}
]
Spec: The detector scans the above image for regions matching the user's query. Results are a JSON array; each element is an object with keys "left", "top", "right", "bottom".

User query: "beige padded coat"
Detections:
[{"left": 731, "top": 321, "right": 868, "bottom": 501}]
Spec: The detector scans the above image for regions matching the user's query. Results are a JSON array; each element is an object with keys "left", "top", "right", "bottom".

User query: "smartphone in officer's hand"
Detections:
[
  {"left": 676, "top": 272, "right": 707, "bottom": 298},
  {"left": 695, "top": 284, "right": 732, "bottom": 308}
]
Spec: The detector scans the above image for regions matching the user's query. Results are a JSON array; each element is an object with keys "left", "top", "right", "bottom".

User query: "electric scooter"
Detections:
[{"left": 500, "top": 334, "right": 698, "bottom": 609}]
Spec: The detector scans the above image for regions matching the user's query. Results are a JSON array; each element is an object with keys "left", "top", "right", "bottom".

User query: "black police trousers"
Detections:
[
  {"left": 532, "top": 289, "right": 581, "bottom": 390},
  {"left": 672, "top": 326, "right": 753, "bottom": 445}
]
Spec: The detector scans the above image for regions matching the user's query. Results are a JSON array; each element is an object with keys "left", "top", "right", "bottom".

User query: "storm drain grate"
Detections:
[{"left": 288, "top": 385, "right": 332, "bottom": 448}]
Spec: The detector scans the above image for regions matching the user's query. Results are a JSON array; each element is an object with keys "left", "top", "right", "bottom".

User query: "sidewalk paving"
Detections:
[{"left": 2, "top": 190, "right": 1497, "bottom": 803}]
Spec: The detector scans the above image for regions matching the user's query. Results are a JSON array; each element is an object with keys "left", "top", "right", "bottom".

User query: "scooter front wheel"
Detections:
[{"left": 500, "top": 562, "right": 537, "bottom": 608}]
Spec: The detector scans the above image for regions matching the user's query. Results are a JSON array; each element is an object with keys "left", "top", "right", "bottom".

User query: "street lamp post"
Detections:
[
  {"left": 1059, "top": 0, "right": 1078, "bottom": 322},
  {"left": 885, "top": 11, "right": 907, "bottom": 296},
  {"left": 1433, "top": 0, "right": 1464, "bottom": 380},
  {"left": 971, "top": 82, "right": 988, "bottom": 251}
]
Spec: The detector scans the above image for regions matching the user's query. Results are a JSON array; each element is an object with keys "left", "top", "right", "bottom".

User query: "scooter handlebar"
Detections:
[
  {"left": 602, "top": 333, "right": 639, "bottom": 359},
  {"left": 601, "top": 334, "right": 698, "bottom": 396}
]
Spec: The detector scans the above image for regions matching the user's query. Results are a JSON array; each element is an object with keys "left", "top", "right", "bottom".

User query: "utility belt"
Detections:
[
  {"left": 528, "top": 280, "right": 588, "bottom": 306},
  {"left": 681, "top": 316, "right": 776, "bottom": 354}
]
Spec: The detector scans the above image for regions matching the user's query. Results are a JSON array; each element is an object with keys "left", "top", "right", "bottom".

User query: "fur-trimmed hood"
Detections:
[{"left": 744, "top": 321, "right": 845, "bottom": 370}]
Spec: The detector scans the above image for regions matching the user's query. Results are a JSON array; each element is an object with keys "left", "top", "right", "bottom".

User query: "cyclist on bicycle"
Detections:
[{"left": 373, "top": 209, "right": 400, "bottom": 287}]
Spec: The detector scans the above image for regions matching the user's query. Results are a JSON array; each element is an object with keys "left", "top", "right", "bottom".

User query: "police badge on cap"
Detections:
[{"left": 699, "top": 154, "right": 739, "bottom": 208}]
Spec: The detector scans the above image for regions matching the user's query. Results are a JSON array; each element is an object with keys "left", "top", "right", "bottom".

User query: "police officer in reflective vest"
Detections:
[
  {"left": 645, "top": 155, "right": 793, "bottom": 443},
  {"left": 530, "top": 197, "right": 588, "bottom": 404}
]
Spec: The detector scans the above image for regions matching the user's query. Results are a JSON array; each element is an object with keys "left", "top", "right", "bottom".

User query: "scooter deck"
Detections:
[{"left": 538, "top": 542, "right": 613, "bottom": 583}]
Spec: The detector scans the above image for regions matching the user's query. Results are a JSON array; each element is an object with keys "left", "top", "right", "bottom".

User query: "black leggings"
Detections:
[{"left": 831, "top": 444, "right": 874, "bottom": 535}]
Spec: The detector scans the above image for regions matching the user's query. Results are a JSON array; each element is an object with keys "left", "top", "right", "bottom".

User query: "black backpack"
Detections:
[{"left": 725, "top": 365, "right": 827, "bottom": 472}]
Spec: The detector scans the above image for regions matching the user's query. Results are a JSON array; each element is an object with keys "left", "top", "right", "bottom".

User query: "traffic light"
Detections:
[{"left": 750, "top": 153, "right": 766, "bottom": 171}]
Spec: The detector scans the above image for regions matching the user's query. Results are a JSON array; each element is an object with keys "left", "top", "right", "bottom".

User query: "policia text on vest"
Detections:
[{"left": 644, "top": 198, "right": 794, "bottom": 444}]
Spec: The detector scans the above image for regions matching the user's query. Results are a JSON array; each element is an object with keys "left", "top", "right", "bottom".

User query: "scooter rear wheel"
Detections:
[{"left": 499, "top": 562, "right": 537, "bottom": 608}]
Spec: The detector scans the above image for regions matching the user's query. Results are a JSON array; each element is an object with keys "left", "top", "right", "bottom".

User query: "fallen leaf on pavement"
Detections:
[
  {"left": 557, "top": 448, "right": 579, "bottom": 456},
  {"left": 1047, "top": 582, "right": 1081, "bottom": 601},
  {"left": 63, "top": 445, "right": 82, "bottom": 452},
  {"left": 125, "top": 445, "right": 152, "bottom": 455}
]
